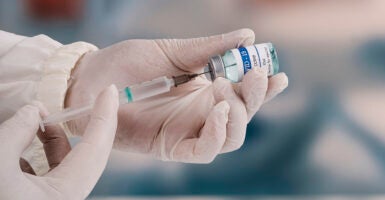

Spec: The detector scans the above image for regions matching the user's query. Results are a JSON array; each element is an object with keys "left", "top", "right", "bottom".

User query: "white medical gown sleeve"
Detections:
[{"left": 0, "top": 30, "right": 98, "bottom": 175}]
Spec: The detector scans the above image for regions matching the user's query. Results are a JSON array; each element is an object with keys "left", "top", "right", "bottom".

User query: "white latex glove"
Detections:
[
  {"left": 66, "top": 29, "right": 289, "bottom": 163},
  {"left": 0, "top": 85, "right": 119, "bottom": 200}
]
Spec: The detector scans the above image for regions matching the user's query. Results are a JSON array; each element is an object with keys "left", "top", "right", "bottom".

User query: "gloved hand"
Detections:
[
  {"left": 66, "top": 29, "right": 288, "bottom": 163},
  {"left": 0, "top": 85, "right": 119, "bottom": 200}
]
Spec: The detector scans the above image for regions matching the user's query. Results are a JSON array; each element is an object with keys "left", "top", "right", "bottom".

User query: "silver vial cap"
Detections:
[{"left": 205, "top": 55, "right": 225, "bottom": 81}]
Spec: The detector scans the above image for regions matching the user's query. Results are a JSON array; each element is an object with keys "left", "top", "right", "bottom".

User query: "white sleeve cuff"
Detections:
[
  {"left": 33, "top": 41, "right": 97, "bottom": 175},
  {"left": 36, "top": 42, "right": 98, "bottom": 115}
]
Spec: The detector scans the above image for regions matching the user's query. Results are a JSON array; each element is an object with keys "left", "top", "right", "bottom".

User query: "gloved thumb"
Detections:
[
  {"left": 45, "top": 85, "right": 119, "bottom": 199},
  {"left": 156, "top": 28, "right": 255, "bottom": 73},
  {"left": 0, "top": 105, "right": 40, "bottom": 160}
]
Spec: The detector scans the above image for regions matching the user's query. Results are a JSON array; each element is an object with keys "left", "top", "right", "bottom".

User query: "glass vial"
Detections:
[{"left": 204, "top": 43, "right": 279, "bottom": 82}]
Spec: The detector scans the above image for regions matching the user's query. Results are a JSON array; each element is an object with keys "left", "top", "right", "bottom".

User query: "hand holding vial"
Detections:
[{"left": 64, "top": 29, "right": 288, "bottom": 163}]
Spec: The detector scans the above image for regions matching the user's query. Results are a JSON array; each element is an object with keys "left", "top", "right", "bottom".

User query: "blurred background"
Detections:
[{"left": 1, "top": 0, "right": 385, "bottom": 198}]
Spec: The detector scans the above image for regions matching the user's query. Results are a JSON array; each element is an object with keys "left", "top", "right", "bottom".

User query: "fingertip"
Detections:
[
  {"left": 224, "top": 28, "right": 255, "bottom": 47},
  {"left": 269, "top": 72, "right": 289, "bottom": 93},
  {"left": 107, "top": 84, "right": 119, "bottom": 108},
  {"left": 93, "top": 84, "right": 119, "bottom": 114},
  {"left": 100, "top": 84, "right": 119, "bottom": 99},
  {"left": 264, "top": 73, "right": 289, "bottom": 103},
  {"left": 275, "top": 72, "right": 289, "bottom": 90},
  {"left": 109, "top": 84, "right": 119, "bottom": 97}
]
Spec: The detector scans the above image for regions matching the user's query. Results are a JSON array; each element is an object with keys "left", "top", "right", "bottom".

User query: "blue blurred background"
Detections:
[{"left": 2, "top": 0, "right": 385, "bottom": 197}]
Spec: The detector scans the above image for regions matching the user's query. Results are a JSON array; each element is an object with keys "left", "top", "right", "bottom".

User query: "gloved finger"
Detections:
[
  {"left": 172, "top": 101, "right": 229, "bottom": 163},
  {"left": 264, "top": 72, "right": 289, "bottom": 103},
  {"left": 19, "top": 157, "right": 36, "bottom": 175},
  {"left": 33, "top": 101, "right": 72, "bottom": 170},
  {"left": 45, "top": 85, "right": 119, "bottom": 199},
  {"left": 212, "top": 78, "right": 248, "bottom": 153},
  {"left": 0, "top": 105, "right": 41, "bottom": 159},
  {"left": 240, "top": 67, "right": 268, "bottom": 121},
  {"left": 37, "top": 125, "right": 71, "bottom": 170},
  {"left": 155, "top": 29, "right": 255, "bottom": 72}
]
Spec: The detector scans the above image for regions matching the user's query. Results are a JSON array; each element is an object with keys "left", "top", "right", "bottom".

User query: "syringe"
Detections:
[{"left": 42, "top": 73, "right": 201, "bottom": 127}]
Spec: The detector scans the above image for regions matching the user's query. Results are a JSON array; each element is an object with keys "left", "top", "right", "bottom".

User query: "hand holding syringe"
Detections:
[{"left": 42, "top": 73, "right": 203, "bottom": 129}]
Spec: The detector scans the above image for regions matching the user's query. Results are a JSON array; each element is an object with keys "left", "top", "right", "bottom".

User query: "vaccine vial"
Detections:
[{"left": 204, "top": 43, "right": 279, "bottom": 82}]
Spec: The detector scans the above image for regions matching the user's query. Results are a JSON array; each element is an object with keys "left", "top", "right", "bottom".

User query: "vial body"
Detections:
[{"left": 205, "top": 43, "right": 279, "bottom": 82}]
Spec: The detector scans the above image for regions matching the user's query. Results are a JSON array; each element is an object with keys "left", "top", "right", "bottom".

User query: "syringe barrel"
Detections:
[
  {"left": 42, "top": 76, "right": 175, "bottom": 127},
  {"left": 123, "top": 76, "right": 174, "bottom": 102},
  {"left": 43, "top": 104, "right": 93, "bottom": 126}
]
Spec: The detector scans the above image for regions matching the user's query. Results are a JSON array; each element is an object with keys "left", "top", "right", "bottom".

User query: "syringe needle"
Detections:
[{"left": 172, "top": 71, "right": 213, "bottom": 87}]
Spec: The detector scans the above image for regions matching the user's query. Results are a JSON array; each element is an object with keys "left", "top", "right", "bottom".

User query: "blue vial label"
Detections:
[
  {"left": 222, "top": 43, "right": 279, "bottom": 83},
  {"left": 239, "top": 47, "right": 253, "bottom": 74}
]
